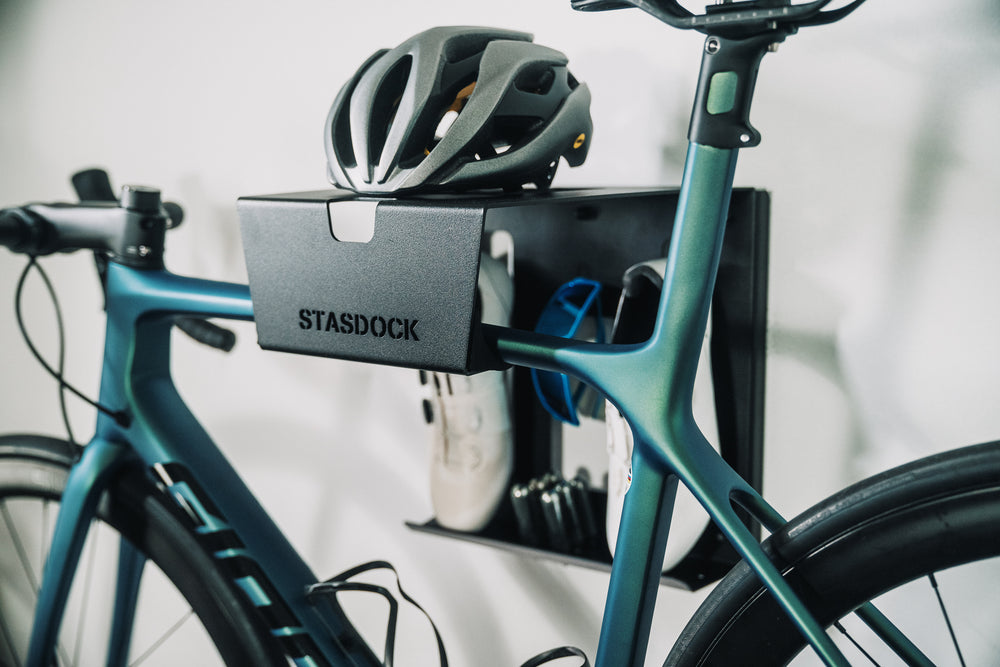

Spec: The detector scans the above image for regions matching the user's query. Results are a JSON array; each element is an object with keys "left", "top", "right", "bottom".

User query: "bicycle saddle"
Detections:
[{"left": 571, "top": 0, "right": 868, "bottom": 39}]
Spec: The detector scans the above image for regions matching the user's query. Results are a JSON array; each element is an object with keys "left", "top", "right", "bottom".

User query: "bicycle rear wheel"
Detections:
[
  {"left": 0, "top": 434, "right": 286, "bottom": 666},
  {"left": 666, "top": 441, "right": 1000, "bottom": 666}
]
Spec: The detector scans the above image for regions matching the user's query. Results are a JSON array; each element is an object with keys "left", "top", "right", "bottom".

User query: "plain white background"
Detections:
[{"left": 1, "top": 0, "right": 999, "bottom": 664}]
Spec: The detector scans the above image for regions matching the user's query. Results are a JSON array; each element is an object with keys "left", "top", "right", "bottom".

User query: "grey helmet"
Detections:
[{"left": 324, "top": 26, "right": 592, "bottom": 195}]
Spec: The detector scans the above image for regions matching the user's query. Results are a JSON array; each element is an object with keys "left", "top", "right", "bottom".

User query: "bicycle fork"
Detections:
[{"left": 26, "top": 437, "right": 146, "bottom": 667}]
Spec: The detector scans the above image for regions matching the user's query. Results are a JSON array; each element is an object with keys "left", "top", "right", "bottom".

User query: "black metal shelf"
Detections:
[{"left": 406, "top": 187, "right": 770, "bottom": 591}]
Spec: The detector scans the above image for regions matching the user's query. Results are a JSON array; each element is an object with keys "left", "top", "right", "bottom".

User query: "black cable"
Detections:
[
  {"left": 14, "top": 257, "right": 130, "bottom": 432},
  {"left": 16, "top": 257, "right": 75, "bottom": 444}
]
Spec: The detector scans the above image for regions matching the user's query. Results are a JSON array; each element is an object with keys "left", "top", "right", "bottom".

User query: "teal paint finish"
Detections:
[
  {"left": 106, "top": 539, "right": 146, "bottom": 667},
  {"left": 94, "top": 264, "right": 359, "bottom": 665},
  {"left": 27, "top": 438, "right": 132, "bottom": 667},
  {"left": 236, "top": 575, "right": 274, "bottom": 607},
  {"left": 494, "top": 143, "right": 853, "bottom": 666},
  {"left": 30, "top": 263, "right": 376, "bottom": 667}
]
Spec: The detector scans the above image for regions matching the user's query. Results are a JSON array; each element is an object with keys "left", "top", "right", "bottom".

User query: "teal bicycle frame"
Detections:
[
  {"left": 26, "top": 22, "right": 929, "bottom": 667},
  {"left": 26, "top": 264, "right": 381, "bottom": 666},
  {"left": 492, "top": 142, "right": 846, "bottom": 665},
  {"left": 27, "top": 143, "right": 923, "bottom": 667},
  {"left": 494, "top": 140, "right": 932, "bottom": 667}
]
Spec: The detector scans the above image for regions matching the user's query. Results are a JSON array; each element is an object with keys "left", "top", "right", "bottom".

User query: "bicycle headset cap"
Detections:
[{"left": 324, "top": 26, "right": 592, "bottom": 194}]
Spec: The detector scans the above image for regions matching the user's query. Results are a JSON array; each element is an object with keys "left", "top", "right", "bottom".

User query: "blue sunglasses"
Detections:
[{"left": 531, "top": 278, "right": 606, "bottom": 425}]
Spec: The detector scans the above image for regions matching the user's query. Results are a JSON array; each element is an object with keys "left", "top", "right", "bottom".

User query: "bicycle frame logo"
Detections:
[
  {"left": 298, "top": 308, "right": 420, "bottom": 341},
  {"left": 153, "top": 462, "right": 328, "bottom": 664}
]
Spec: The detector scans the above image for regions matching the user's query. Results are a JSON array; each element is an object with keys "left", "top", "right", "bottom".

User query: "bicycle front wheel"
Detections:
[
  {"left": 0, "top": 434, "right": 286, "bottom": 666},
  {"left": 666, "top": 441, "right": 1000, "bottom": 666}
]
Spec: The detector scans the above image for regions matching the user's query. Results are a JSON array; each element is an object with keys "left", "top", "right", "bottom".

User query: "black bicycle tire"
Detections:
[
  {"left": 665, "top": 440, "right": 1000, "bottom": 666},
  {"left": 0, "top": 434, "right": 287, "bottom": 666}
]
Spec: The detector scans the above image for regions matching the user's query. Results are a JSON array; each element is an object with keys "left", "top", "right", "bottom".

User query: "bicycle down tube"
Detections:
[{"left": 26, "top": 263, "right": 377, "bottom": 667}]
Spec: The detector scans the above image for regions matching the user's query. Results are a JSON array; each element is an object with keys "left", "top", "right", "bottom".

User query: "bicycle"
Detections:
[{"left": 2, "top": 1, "right": 1000, "bottom": 666}]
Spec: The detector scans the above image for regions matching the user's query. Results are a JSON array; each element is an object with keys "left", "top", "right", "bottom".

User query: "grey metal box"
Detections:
[{"left": 238, "top": 187, "right": 755, "bottom": 374}]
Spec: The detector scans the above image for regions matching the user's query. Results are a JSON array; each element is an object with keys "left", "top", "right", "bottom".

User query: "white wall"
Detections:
[{"left": 1, "top": 0, "right": 999, "bottom": 664}]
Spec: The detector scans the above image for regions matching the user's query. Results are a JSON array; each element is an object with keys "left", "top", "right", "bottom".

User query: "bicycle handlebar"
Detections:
[
  {"left": 0, "top": 208, "right": 41, "bottom": 254},
  {"left": 2, "top": 170, "right": 237, "bottom": 353},
  {"left": 0, "top": 195, "right": 168, "bottom": 263}
]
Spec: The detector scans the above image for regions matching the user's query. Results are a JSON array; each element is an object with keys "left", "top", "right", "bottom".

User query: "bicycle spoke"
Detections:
[
  {"left": 1, "top": 624, "right": 22, "bottom": 667},
  {"left": 1, "top": 500, "right": 40, "bottom": 592},
  {"left": 128, "top": 609, "right": 195, "bottom": 666},
  {"left": 2, "top": 499, "right": 76, "bottom": 667},
  {"left": 928, "top": 573, "right": 967, "bottom": 667},
  {"left": 2, "top": 500, "right": 63, "bottom": 666},
  {"left": 0, "top": 569, "right": 24, "bottom": 667},
  {"left": 833, "top": 620, "right": 880, "bottom": 666}
]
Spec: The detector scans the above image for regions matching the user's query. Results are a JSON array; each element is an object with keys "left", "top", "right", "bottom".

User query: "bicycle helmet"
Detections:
[{"left": 325, "top": 26, "right": 592, "bottom": 194}]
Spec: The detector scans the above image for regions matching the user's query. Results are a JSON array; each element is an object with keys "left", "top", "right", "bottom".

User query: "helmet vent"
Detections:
[
  {"left": 368, "top": 55, "right": 413, "bottom": 168},
  {"left": 492, "top": 116, "right": 544, "bottom": 155},
  {"left": 515, "top": 66, "right": 556, "bottom": 95},
  {"left": 332, "top": 107, "right": 357, "bottom": 169},
  {"left": 431, "top": 80, "right": 477, "bottom": 147}
]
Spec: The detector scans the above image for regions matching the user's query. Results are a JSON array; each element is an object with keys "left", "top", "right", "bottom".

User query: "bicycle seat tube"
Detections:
[{"left": 489, "top": 29, "right": 857, "bottom": 667}]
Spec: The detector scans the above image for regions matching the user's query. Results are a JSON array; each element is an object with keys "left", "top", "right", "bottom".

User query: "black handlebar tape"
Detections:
[
  {"left": 0, "top": 208, "right": 49, "bottom": 254},
  {"left": 0, "top": 210, "right": 28, "bottom": 251},
  {"left": 175, "top": 317, "right": 237, "bottom": 353}
]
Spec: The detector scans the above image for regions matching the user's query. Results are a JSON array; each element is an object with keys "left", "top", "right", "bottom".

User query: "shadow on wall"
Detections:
[{"left": 836, "top": 2, "right": 1000, "bottom": 476}]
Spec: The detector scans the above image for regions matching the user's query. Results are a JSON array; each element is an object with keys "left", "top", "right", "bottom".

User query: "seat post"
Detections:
[{"left": 688, "top": 29, "right": 790, "bottom": 150}]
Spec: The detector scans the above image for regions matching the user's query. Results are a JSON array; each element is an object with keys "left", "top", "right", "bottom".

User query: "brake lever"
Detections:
[{"left": 174, "top": 317, "right": 237, "bottom": 353}]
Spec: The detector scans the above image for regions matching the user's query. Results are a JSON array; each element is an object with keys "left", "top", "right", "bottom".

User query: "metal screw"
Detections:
[
  {"left": 768, "top": 42, "right": 781, "bottom": 53},
  {"left": 138, "top": 245, "right": 151, "bottom": 257},
  {"left": 706, "top": 37, "right": 721, "bottom": 55},
  {"left": 740, "top": 133, "right": 751, "bottom": 144}
]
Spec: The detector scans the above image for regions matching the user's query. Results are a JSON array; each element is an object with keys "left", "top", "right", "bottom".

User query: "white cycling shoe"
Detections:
[
  {"left": 605, "top": 259, "right": 720, "bottom": 572},
  {"left": 425, "top": 251, "right": 514, "bottom": 532}
]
